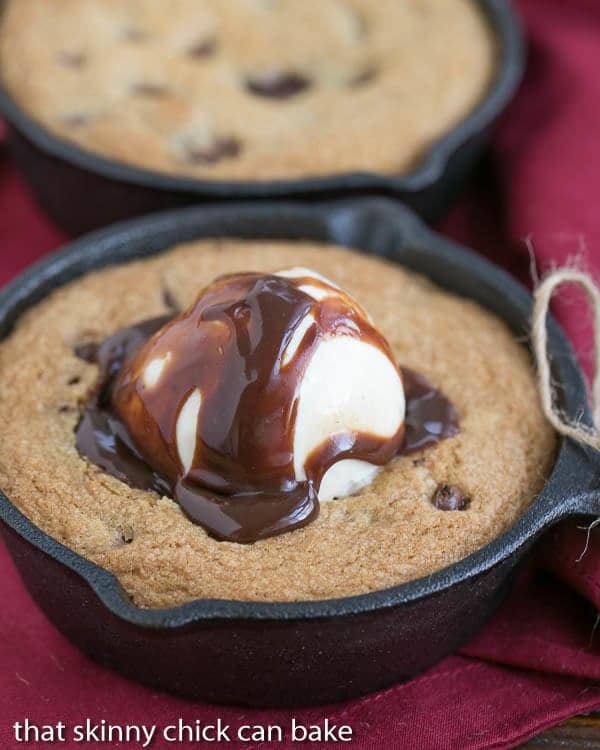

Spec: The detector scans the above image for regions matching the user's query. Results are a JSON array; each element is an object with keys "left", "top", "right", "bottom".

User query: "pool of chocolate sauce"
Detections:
[{"left": 75, "top": 308, "right": 458, "bottom": 544}]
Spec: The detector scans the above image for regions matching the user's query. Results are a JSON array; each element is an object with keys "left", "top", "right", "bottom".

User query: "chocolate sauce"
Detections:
[
  {"left": 176, "top": 478, "right": 318, "bottom": 544},
  {"left": 401, "top": 368, "right": 459, "bottom": 453},
  {"left": 75, "top": 277, "right": 459, "bottom": 543},
  {"left": 75, "top": 316, "right": 172, "bottom": 495},
  {"left": 76, "top": 408, "right": 172, "bottom": 497}
]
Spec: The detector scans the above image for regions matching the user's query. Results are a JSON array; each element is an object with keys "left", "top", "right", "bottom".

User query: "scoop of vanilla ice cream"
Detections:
[{"left": 113, "top": 267, "right": 405, "bottom": 503}]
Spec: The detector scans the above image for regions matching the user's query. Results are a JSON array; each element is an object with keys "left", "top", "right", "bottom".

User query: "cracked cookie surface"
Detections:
[
  {"left": 0, "top": 0, "right": 496, "bottom": 180},
  {"left": 0, "top": 241, "right": 555, "bottom": 607}
]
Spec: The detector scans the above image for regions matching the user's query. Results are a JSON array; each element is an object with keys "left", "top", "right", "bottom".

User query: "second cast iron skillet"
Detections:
[
  {"left": 0, "top": 0, "right": 524, "bottom": 234},
  {"left": 0, "top": 199, "right": 598, "bottom": 707}
]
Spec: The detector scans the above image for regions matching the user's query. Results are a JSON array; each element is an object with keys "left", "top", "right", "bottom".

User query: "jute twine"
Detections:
[{"left": 532, "top": 269, "right": 600, "bottom": 449}]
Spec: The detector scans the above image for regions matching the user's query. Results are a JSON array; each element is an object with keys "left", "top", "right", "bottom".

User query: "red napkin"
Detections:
[{"left": 0, "top": 1, "right": 599, "bottom": 747}]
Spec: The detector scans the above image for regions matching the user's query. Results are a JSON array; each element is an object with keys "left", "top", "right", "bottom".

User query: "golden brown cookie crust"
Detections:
[
  {"left": 0, "top": 0, "right": 496, "bottom": 180},
  {"left": 0, "top": 242, "right": 555, "bottom": 607}
]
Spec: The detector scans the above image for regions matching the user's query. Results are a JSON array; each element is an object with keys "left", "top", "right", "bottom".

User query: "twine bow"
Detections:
[{"left": 532, "top": 269, "right": 600, "bottom": 449}]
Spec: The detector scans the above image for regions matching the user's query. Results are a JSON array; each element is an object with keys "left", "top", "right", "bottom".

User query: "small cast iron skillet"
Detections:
[
  {"left": 0, "top": 0, "right": 524, "bottom": 235},
  {"left": 0, "top": 199, "right": 598, "bottom": 708}
]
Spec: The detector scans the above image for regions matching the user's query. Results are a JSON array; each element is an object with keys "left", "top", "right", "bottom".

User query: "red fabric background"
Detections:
[{"left": 0, "top": 1, "right": 599, "bottom": 747}]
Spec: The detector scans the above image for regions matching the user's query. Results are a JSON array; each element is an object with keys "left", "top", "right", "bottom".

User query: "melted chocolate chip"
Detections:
[
  {"left": 124, "top": 28, "right": 147, "bottom": 43},
  {"left": 351, "top": 10, "right": 369, "bottom": 40},
  {"left": 245, "top": 71, "right": 310, "bottom": 99},
  {"left": 184, "top": 136, "right": 241, "bottom": 165},
  {"left": 75, "top": 342, "right": 99, "bottom": 363},
  {"left": 132, "top": 82, "right": 169, "bottom": 98},
  {"left": 349, "top": 66, "right": 378, "bottom": 87},
  {"left": 432, "top": 484, "right": 469, "bottom": 511},
  {"left": 59, "top": 52, "right": 87, "bottom": 69},
  {"left": 187, "top": 38, "right": 217, "bottom": 58},
  {"left": 67, "top": 376, "right": 81, "bottom": 386},
  {"left": 62, "top": 114, "right": 90, "bottom": 128},
  {"left": 401, "top": 368, "right": 459, "bottom": 453},
  {"left": 162, "top": 287, "right": 180, "bottom": 313}
]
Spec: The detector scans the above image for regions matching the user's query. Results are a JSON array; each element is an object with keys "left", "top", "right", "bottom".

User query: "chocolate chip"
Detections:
[
  {"left": 432, "top": 484, "right": 469, "bottom": 511},
  {"left": 245, "top": 71, "right": 310, "bottom": 99},
  {"left": 351, "top": 11, "right": 369, "bottom": 39},
  {"left": 75, "top": 342, "right": 99, "bottom": 363},
  {"left": 162, "top": 287, "right": 179, "bottom": 313},
  {"left": 184, "top": 136, "right": 242, "bottom": 165},
  {"left": 58, "top": 52, "right": 87, "bottom": 69},
  {"left": 120, "top": 532, "right": 134, "bottom": 544},
  {"left": 123, "top": 28, "right": 147, "bottom": 43},
  {"left": 131, "top": 82, "right": 169, "bottom": 98},
  {"left": 58, "top": 404, "right": 74, "bottom": 414},
  {"left": 187, "top": 38, "right": 217, "bottom": 58},
  {"left": 67, "top": 376, "right": 81, "bottom": 386},
  {"left": 349, "top": 66, "right": 378, "bottom": 87},
  {"left": 412, "top": 456, "right": 426, "bottom": 467},
  {"left": 62, "top": 114, "right": 90, "bottom": 128}
]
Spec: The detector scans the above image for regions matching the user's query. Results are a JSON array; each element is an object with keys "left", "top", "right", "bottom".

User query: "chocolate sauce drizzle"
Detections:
[{"left": 75, "top": 279, "right": 459, "bottom": 544}]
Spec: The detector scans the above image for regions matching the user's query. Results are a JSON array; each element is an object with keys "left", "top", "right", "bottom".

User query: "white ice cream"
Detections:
[
  {"left": 143, "top": 267, "right": 405, "bottom": 501},
  {"left": 278, "top": 269, "right": 405, "bottom": 500}
]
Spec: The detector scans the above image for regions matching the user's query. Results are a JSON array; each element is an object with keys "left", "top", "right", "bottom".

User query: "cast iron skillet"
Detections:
[
  {"left": 0, "top": 0, "right": 524, "bottom": 235},
  {"left": 0, "top": 199, "right": 597, "bottom": 708}
]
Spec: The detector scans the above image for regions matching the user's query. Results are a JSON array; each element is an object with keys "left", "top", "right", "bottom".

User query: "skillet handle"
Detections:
[
  {"left": 547, "top": 441, "right": 600, "bottom": 524},
  {"left": 564, "top": 489, "right": 600, "bottom": 517}
]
